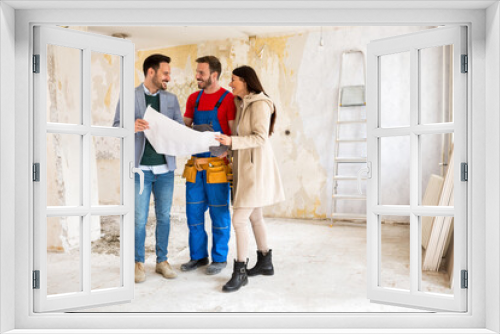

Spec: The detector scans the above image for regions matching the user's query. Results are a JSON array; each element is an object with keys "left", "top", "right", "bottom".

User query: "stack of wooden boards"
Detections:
[{"left": 421, "top": 151, "right": 455, "bottom": 286}]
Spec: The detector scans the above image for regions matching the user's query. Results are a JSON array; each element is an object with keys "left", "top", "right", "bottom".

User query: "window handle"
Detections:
[
  {"left": 357, "top": 161, "right": 372, "bottom": 195},
  {"left": 129, "top": 162, "right": 144, "bottom": 195}
]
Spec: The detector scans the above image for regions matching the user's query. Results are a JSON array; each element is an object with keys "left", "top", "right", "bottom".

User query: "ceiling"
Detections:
[{"left": 85, "top": 26, "right": 329, "bottom": 50}]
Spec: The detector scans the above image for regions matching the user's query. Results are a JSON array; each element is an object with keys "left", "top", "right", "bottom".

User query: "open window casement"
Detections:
[
  {"left": 33, "top": 25, "right": 136, "bottom": 312},
  {"left": 366, "top": 26, "right": 467, "bottom": 312}
]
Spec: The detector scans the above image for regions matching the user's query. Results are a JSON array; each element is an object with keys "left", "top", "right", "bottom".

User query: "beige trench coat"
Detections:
[{"left": 230, "top": 92, "right": 285, "bottom": 208}]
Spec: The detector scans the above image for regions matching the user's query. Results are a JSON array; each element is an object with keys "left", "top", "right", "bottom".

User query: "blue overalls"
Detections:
[{"left": 186, "top": 90, "right": 231, "bottom": 263}]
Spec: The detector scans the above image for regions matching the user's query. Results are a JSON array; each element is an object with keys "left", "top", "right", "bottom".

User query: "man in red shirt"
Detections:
[{"left": 182, "top": 56, "right": 236, "bottom": 275}]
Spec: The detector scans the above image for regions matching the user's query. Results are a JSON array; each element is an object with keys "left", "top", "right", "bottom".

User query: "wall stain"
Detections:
[
  {"left": 104, "top": 83, "right": 112, "bottom": 108},
  {"left": 104, "top": 54, "right": 113, "bottom": 65}
]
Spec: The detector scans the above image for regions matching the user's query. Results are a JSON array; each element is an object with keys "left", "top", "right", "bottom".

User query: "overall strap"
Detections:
[
  {"left": 214, "top": 90, "right": 229, "bottom": 109},
  {"left": 194, "top": 90, "right": 204, "bottom": 111}
]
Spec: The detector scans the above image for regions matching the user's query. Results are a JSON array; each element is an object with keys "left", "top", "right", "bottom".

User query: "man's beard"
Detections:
[
  {"left": 198, "top": 76, "right": 212, "bottom": 89},
  {"left": 153, "top": 75, "right": 167, "bottom": 91}
]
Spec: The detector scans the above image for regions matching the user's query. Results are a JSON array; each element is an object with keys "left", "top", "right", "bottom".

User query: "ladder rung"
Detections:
[
  {"left": 336, "top": 138, "right": 367, "bottom": 143},
  {"left": 333, "top": 176, "right": 367, "bottom": 181},
  {"left": 331, "top": 213, "right": 367, "bottom": 219},
  {"left": 338, "top": 120, "right": 367, "bottom": 125},
  {"left": 334, "top": 157, "right": 367, "bottom": 163},
  {"left": 332, "top": 194, "right": 366, "bottom": 200},
  {"left": 339, "top": 104, "right": 366, "bottom": 108}
]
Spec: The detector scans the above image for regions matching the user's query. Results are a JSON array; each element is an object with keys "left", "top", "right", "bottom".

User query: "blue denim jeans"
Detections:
[{"left": 135, "top": 170, "right": 174, "bottom": 263}]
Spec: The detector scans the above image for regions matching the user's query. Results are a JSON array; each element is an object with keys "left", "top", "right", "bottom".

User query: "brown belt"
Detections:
[{"left": 189, "top": 157, "right": 226, "bottom": 171}]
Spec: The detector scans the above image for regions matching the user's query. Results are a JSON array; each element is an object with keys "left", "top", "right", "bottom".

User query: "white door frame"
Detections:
[{"left": 2, "top": 3, "right": 497, "bottom": 333}]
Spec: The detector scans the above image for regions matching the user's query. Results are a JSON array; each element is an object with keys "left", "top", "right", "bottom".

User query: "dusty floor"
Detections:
[{"left": 46, "top": 216, "right": 452, "bottom": 313}]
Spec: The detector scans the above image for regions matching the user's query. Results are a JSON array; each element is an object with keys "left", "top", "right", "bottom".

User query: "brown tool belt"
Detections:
[
  {"left": 190, "top": 157, "right": 225, "bottom": 171},
  {"left": 182, "top": 157, "right": 232, "bottom": 184}
]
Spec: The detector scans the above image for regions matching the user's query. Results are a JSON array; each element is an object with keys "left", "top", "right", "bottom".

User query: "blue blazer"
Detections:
[{"left": 113, "top": 84, "right": 185, "bottom": 169}]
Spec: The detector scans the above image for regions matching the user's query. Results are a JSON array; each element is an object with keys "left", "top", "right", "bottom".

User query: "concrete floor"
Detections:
[{"left": 46, "top": 217, "right": 452, "bottom": 313}]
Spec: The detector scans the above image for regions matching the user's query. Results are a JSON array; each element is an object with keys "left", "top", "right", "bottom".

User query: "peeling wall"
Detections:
[
  {"left": 46, "top": 43, "right": 102, "bottom": 250},
  {"left": 48, "top": 26, "right": 448, "bottom": 241},
  {"left": 46, "top": 27, "right": 121, "bottom": 251},
  {"left": 133, "top": 26, "right": 444, "bottom": 220}
]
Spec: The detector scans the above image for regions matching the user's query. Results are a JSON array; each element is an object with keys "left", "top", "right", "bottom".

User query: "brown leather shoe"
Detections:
[
  {"left": 135, "top": 262, "right": 146, "bottom": 283},
  {"left": 156, "top": 260, "right": 177, "bottom": 279}
]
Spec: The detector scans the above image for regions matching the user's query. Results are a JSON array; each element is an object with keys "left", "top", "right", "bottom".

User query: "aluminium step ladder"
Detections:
[{"left": 331, "top": 50, "right": 368, "bottom": 224}]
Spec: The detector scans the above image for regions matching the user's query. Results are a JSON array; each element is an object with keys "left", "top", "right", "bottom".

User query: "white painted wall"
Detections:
[
  {"left": 292, "top": 26, "right": 447, "bottom": 220},
  {"left": 0, "top": 2, "right": 16, "bottom": 333}
]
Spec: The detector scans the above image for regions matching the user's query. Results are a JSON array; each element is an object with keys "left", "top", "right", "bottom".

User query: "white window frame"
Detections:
[
  {"left": 366, "top": 26, "right": 468, "bottom": 312},
  {"left": 1, "top": 2, "right": 499, "bottom": 333},
  {"left": 32, "top": 25, "right": 136, "bottom": 313}
]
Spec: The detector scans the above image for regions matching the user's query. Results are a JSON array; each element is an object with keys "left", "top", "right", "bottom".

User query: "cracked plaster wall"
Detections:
[
  {"left": 135, "top": 26, "right": 445, "bottom": 220},
  {"left": 47, "top": 26, "right": 449, "bottom": 252}
]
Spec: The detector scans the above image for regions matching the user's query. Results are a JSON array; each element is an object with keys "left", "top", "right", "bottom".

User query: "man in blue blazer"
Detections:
[{"left": 113, "top": 54, "right": 184, "bottom": 283}]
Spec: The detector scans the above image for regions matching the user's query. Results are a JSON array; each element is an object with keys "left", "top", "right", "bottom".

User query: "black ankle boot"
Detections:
[
  {"left": 247, "top": 249, "right": 274, "bottom": 276},
  {"left": 222, "top": 260, "right": 248, "bottom": 292}
]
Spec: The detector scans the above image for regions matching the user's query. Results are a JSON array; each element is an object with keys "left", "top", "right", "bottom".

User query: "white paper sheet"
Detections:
[{"left": 143, "top": 106, "right": 220, "bottom": 156}]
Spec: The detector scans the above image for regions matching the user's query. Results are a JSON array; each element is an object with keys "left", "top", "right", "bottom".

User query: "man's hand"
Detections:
[
  {"left": 192, "top": 124, "right": 214, "bottom": 132},
  {"left": 209, "top": 145, "right": 229, "bottom": 157},
  {"left": 135, "top": 119, "right": 149, "bottom": 133}
]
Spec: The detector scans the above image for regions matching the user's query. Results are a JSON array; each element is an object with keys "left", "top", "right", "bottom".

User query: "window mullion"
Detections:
[
  {"left": 82, "top": 47, "right": 91, "bottom": 295},
  {"left": 410, "top": 47, "right": 420, "bottom": 294}
]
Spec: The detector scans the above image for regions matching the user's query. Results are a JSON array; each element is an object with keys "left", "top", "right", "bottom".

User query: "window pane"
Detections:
[
  {"left": 47, "top": 216, "right": 81, "bottom": 295},
  {"left": 92, "top": 136, "right": 122, "bottom": 206},
  {"left": 91, "top": 52, "right": 121, "bottom": 127},
  {"left": 420, "top": 216, "right": 454, "bottom": 295},
  {"left": 91, "top": 215, "right": 122, "bottom": 290},
  {"left": 380, "top": 136, "right": 410, "bottom": 205},
  {"left": 380, "top": 215, "right": 410, "bottom": 291},
  {"left": 46, "top": 44, "right": 82, "bottom": 124},
  {"left": 46, "top": 133, "right": 81, "bottom": 206},
  {"left": 420, "top": 133, "right": 454, "bottom": 206},
  {"left": 420, "top": 45, "right": 454, "bottom": 124},
  {"left": 380, "top": 51, "right": 410, "bottom": 128}
]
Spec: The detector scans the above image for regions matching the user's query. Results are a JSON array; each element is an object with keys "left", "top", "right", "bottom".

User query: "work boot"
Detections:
[
  {"left": 155, "top": 260, "right": 177, "bottom": 279},
  {"left": 205, "top": 261, "right": 227, "bottom": 275},
  {"left": 247, "top": 249, "right": 274, "bottom": 276},
  {"left": 222, "top": 260, "right": 248, "bottom": 293},
  {"left": 180, "top": 257, "right": 209, "bottom": 271},
  {"left": 135, "top": 262, "right": 146, "bottom": 283}
]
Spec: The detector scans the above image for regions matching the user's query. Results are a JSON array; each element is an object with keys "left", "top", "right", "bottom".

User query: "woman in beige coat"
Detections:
[{"left": 215, "top": 65, "right": 285, "bottom": 292}]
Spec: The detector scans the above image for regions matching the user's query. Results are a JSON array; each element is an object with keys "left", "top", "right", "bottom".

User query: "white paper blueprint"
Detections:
[{"left": 143, "top": 106, "right": 220, "bottom": 156}]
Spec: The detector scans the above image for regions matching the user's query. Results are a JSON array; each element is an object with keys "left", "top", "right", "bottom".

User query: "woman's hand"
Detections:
[{"left": 215, "top": 134, "right": 232, "bottom": 146}]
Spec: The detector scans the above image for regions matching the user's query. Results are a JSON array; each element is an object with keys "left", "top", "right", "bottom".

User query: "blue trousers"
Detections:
[
  {"left": 186, "top": 170, "right": 231, "bottom": 263},
  {"left": 135, "top": 171, "right": 174, "bottom": 263}
]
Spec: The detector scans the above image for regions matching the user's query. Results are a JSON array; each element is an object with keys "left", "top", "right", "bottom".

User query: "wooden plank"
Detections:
[
  {"left": 423, "top": 150, "right": 455, "bottom": 271},
  {"left": 421, "top": 174, "right": 445, "bottom": 250}
]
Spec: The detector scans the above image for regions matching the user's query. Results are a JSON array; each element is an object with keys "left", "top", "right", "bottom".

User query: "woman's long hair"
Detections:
[{"left": 232, "top": 66, "right": 276, "bottom": 136}]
